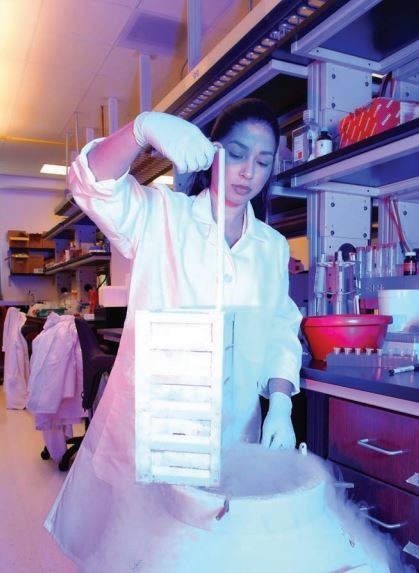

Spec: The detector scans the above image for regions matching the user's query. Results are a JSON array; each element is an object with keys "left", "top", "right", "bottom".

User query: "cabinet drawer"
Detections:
[
  {"left": 335, "top": 464, "right": 419, "bottom": 570},
  {"left": 329, "top": 398, "right": 419, "bottom": 494}
]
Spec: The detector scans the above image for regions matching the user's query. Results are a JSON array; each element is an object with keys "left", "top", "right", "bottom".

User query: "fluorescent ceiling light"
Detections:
[
  {"left": 40, "top": 164, "right": 68, "bottom": 176},
  {"left": 154, "top": 175, "right": 173, "bottom": 185}
]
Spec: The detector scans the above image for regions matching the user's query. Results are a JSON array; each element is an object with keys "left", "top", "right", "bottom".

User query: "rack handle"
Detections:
[{"left": 215, "top": 147, "right": 225, "bottom": 311}]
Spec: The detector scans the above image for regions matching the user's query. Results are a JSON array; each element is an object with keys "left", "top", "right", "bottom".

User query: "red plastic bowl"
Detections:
[{"left": 301, "top": 314, "right": 393, "bottom": 361}]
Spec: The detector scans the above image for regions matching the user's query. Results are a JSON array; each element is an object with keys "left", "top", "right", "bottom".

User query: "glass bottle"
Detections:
[
  {"left": 315, "top": 127, "right": 333, "bottom": 157},
  {"left": 403, "top": 251, "right": 417, "bottom": 276}
]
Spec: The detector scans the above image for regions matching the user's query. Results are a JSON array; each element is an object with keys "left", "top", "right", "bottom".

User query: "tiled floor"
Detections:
[{"left": 0, "top": 387, "right": 77, "bottom": 572}]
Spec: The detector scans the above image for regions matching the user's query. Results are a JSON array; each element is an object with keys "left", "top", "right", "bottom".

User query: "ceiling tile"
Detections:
[
  {"left": 28, "top": 29, "right": 113, "bottom": 72},
  {"left": 0, "top": 0, "right": 42, "bottom": 61},
  {"left": 36, "top": 0, "right": 135, "bottom": 45}
]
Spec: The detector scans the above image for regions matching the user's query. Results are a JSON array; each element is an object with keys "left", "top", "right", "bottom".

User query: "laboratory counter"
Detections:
[
  {"left": 301, "top": 358, "right": 419, "bottom": 416},
  {"left": 98, "top": 326, "right": 419, "bottom": 409},
  {"left": 301, "top": 360, "right": 419, "bottom": 569}
]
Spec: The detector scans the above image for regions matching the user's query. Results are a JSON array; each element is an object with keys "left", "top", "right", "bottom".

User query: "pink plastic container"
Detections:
[{"left": 301, "top": 314, "right": 393, "bottom": 361}]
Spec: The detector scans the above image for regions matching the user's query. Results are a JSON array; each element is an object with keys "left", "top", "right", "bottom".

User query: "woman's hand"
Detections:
[
  {"left": 133, "top": 112, "right": 216, "bottom": 173},
  {"left": 261, "top": 392, "right": 296, "bottom": 450}
]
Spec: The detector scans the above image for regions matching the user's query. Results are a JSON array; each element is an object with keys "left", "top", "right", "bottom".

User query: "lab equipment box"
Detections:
[{"left": 134, "top": 309, "right": 234, "bottom": 487}]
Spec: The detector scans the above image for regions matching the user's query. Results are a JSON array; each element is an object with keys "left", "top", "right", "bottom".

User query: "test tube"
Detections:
[
  {"left": 365, "top": 245, "right": 374, "bottom": 277},
  {"left": 355, "top": 246, "right": 366, "bottom": 279},
  {"left": 374, "top": 244, "right": 384, "bottom": 277},
  {"left": 386, "top": 243, "right": 397, "bottom": 276}
]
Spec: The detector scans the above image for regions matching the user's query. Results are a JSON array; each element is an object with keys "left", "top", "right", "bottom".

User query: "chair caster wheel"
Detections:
[
  {"left": 41, "top": 446, "right": 51, "bottom": 460},
  {"left": 58, "top": 459, "right": 70, "bottom": 471}
]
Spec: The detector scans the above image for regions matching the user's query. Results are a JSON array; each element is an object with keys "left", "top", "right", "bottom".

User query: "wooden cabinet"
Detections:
[{"left": 328, "top": 397, "right": 419, "bottom": 568}]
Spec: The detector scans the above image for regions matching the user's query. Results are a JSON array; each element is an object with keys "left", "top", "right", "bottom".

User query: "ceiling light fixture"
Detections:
[
  {"left": 153, "top": 175, "right": 173, "bottom": 185},
  {"left": 253, "top": 45, "right": 268, "bottom": 54},
  {"left": 40, "top": 164, "right": 68, "bottom": 176},
  {"left": 298, "top": 5, "right": 315, "bottom": 17}
]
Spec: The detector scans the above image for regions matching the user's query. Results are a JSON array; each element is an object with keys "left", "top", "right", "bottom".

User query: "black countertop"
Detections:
[{"left": 301, "top": 358, "right": 419, "bottom": 405}]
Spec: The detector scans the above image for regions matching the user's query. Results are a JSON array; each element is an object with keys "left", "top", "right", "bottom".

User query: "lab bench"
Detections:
[{"left": 301, "top": 361, "right": 419, "bottom": 569}]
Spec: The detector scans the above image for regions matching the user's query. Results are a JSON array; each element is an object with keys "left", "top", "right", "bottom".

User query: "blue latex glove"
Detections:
[
  {"left": 261, "top": 392, "right": 296, "bottom": 450},
  {"left": 133, "top": 111, "right": 216, "bottom": 174}
]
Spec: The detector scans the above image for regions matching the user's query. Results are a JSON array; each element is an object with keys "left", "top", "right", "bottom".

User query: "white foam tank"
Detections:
[
  {"left": 146, "top": 445, "right": 397, "bottom": 573},
  {"left": 378, "top": 289, "right": 419, "bottom": 332}
]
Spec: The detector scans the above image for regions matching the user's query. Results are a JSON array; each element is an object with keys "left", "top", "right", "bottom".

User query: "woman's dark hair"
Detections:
[{"left": 188, "top": 98, "right": 279, "bottom": 220}]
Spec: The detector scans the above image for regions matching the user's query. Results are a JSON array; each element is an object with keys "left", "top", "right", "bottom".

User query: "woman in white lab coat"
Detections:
[{"left": 44, "top": 98, "right": 303, "bottom": 570}]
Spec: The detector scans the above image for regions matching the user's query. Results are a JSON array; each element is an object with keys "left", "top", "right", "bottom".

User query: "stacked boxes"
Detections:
[
  {"left": 135, "top": 309, "right": 234, "bottom": 487},
  {"left": 7, "top": 230, "right": 29, "bottom": 247},
  {"left": 9, "top": 254, "right": 45, "bottom": 274},
  {"left": 9, "top": 253, "right": 30, "bottom": 273},
  {"left": 7, "top": 229, "right": 53, "bottom": 274}
]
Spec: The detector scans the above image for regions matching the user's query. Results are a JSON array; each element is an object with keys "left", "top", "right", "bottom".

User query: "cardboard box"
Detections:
[
  {"left": 28, "top": 233, "right": 43, "bottom": 248},
  {"left": 8, "top": 230, "right": 29, "bottom": 248},
  {"left": 27, "top": 255, "right": 45, "bottom": 273},
  {"left": 339, "top": 98, "right": 419, "bottom": 148},
  {"left": 9, "top": 254, "right": 44, "bottom": 274},
  {"left": 10, "top": 254, "right": 29, "bottom": 273},
  {"left": 42, "top": 238, "right": 55, "bottom": 249}
]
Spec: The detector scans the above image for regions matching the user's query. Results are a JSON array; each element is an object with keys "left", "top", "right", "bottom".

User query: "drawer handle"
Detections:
[
  {"left": 357, "top": 438, "right": 405, "bottom": 456},
  {"left": 333, "top": 481, "right": 354, "bottom": 489},
  {"left": 403, "top": 541, "right": 419, "bottom": 562},
  {"left": 360, "top": 506, "right": 406, "bottom": 530}
]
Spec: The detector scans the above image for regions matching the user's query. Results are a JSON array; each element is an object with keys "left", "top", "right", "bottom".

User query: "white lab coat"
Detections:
[
  {"left": 44, "top": 139, "right": 303, "bottom": 565},
  {"left": 2, "top": 306, "right": 29, "bottom": 409},
  {"left": 69, "top": 138, "right": 302, "bottom": 484},
  {"left": 27, "top": 313, "right": 85, "bottom": 461}
]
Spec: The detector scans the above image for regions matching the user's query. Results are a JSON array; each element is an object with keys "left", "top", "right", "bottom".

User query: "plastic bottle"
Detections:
[
  {"left": 403, "top": 251, "right": 417, "bottom": 276},
  {"left": 292, "top": 109, "right": 319, "bottom": 164},
  {"left": 304, "top": 110, "right": 320, "bottom": 161},
  {"left": 274, "top": 135, "right": 293, "bottom": 173},
  {"left": 315, "top": 128, "right": 333, "bottom": 157}
]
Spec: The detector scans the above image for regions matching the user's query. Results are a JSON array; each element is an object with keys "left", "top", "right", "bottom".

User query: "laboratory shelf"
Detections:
[
  {"left": 43, "top": 209, "right": 96, "bottom": 240},
  {"left": 53, "top": 195, "right": 80, "bottom": 217},
  {"left": 44, "top": 253, "right": 111, "bottom": 275},
  {"left": 8, "top": 246, "right": 55, "bottom": 252},
  {"left": 276, "top": 118, "right": 419, "bottom": 199},
  {"left": 290, "top": 0, "right": 419, "bottom": 76},
  {"left": 9, "top": 272, "right": 51, "bottom": 277}
]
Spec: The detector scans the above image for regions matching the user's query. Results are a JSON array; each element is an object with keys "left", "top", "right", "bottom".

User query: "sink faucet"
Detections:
[{"left": 27, "top": 290, "right": 36, "bottom": 304}]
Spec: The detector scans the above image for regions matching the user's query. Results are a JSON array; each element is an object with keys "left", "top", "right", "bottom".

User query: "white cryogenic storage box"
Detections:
[{"left": 134, "top": 308, "right": 234, "bottom": 486}]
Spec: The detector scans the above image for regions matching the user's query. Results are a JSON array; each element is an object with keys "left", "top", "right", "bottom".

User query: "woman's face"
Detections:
[{"left": 211, "top": 120, "right": 276, "bottom": 208}]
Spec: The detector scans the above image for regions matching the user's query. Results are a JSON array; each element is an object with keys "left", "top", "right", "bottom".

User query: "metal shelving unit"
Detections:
[
  {"left": 44, "top": 253, "right": 111, "bottom": 275},
  {"left": 276, "top": 119, "right": 419, "bottom": 199},
  {"left": 43, "top": 209, "right": 96, "bottom": 240},
  {"left": 291, "top": 0, "right": 419, "bottom": 78}
]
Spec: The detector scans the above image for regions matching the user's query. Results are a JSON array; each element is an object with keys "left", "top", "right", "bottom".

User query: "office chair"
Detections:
[{"left": 51, "top": 317, "right": 116, "bottom": 471}]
